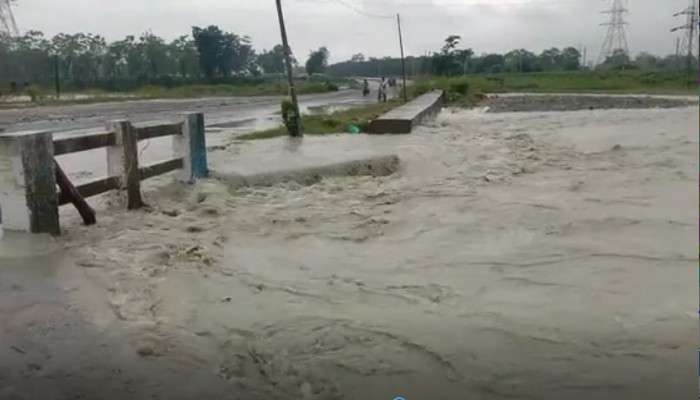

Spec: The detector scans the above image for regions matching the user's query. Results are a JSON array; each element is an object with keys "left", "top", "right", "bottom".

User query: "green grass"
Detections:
[
  {"left": 412, "top": 70, "right": 697, "bottom": 107},
  {"left": 237, "top": 99, "right": 404, "bottom": 140}
]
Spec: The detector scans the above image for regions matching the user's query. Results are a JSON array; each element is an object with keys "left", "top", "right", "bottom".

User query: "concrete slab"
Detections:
[
  {"left": 368, "top": 90, "right": 444, "bottom": 134},
  {"left": 209, "top": 135, "right": 400, "bottom": 189}
]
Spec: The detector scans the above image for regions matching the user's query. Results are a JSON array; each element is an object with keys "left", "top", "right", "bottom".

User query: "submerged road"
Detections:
[
  {"left": 0, "top": 87, "right": 387, "bottom": 139},
  {"left": 0, "top": 85, "right": 396, "bottom": 182}
]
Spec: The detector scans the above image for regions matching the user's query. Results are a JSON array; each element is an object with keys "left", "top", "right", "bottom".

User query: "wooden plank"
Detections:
[
  {"left": 136, "top": 122, "right": 183, "bottom": 141},
  {"left": 22, "top": 132, "right": 61, "bottom": 235},
  {"left": 53, "top": 132, "right": 115, "bottom": 156},
  {"left": 54, "top": 159, "right": 96, "bottom": 225},
  {"left": 139, "top": 158, "right": 183, "bottom": 181},
  {"left": 0, "top": 131, "right": 61, "bottom": 234},
  {"left": 58, "top": 176, "right": 121, "bottom": 206},
  {"left": 108, "top": 120, "right": 144, "bottom": 210}
]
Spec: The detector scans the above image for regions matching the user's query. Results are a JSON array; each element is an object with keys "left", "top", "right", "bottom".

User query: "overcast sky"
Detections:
[{"left": 11, "top": 0, "right": 692, "bottom": 62}]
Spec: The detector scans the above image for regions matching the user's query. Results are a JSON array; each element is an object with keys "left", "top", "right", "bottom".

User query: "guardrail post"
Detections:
[
  {"left": 0, "top": 130, "right": 60, "bottom": 235},
  {"left": 175, "top": 112, "right": 208, "bottom": 183},
  {"left": 107, "top": 120, "right": 143, "bottom": 210}
]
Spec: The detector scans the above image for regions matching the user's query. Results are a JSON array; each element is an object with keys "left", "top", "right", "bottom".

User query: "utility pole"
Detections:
[
  {"left": 275, "top": 0, "right": 302, "bottom": 137},
  {"left": 671, "top": 0, "right": 698, "bottom": 81},
  {"left": 397, "top": 13, "right": 408, "bottom": 102},
  {"left": 597, "top": 0, "right": 630, "bottom": 65}
]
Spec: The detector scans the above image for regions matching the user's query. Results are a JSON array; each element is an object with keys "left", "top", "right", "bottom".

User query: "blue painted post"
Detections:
[
  {"left": 177, "top": 112, "right": 208, "bottom": 183},
  {"left": 0, "top": 130, "right": 60, "bottom": 235}
]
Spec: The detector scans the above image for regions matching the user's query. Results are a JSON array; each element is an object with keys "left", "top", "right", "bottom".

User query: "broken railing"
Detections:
[{"left": 0, "top": 112, "right": 208, "bottom": 235}]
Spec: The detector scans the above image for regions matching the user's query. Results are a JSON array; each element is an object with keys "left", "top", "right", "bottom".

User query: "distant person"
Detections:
[
  {"left": 378, "top": 77, "right": 388, "bottom": 103},
  {"left": 362, "top": 79, "right": 370, "bottom": 97}
]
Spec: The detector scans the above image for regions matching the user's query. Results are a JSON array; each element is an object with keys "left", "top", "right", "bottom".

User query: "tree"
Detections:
[
  {"left": 192, "top": 25, "right": 256, "bottom": 78},
  {"left": 192, "top": 25, "right": 224, "bottom": 79},
  {"left": 539, "top": 47, "right": 562, "bottom": 71},
  {"left": 560, "top": 47, "right": 581, "bottom": 71},
  {"left": 602, "top": 49, "right": 632, "bottom": 69},
  {"left": 432, "top": 35, "right": 471, "bottom": 76},
  {"left": 258, "top": 44, "right": 291, "bottom": 74},
  {"left": 140, "top": 31, "right": 170, "bottom": 79},
  {"left": 170, "top": 35, "right": 200, "bottom": 78},
  {"left": 634, "top": 52, "right": 659, "bottom": 71},
  {"left": 350, "top": 53, "right": 365, "bottom": 63},
  {"left": 504, "top": 49, "right": 539, "bottom": 73},
  {"left": 306, "top": 47, "right": 329, "bottom": 75},
  {"left": 476, "top": 54, "right": 505, "bottom": 73},
  {"left": 441, "top": 35, "right": 461, "bottom": 54}
]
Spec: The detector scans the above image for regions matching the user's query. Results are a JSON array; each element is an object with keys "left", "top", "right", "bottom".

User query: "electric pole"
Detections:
[
  {"left": 275, "top": 0, "right": 302, "bottom": 137},
  {"left": 597, "top": 0, "right": 630, "bottom": 65},
  {"left": 397, "top": 13, "right": 408, "bottom": 102},
  {"left": 671, "top": 0, "right": 698, "bottom": 80}
]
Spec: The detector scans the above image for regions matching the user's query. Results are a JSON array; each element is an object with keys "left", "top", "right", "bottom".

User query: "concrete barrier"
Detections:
[
  {"left": 213, "top": 154, "right": 400, "bottom": 190},
  {"left": 368, "top": 90, "right": 444, "bottom": 134}
]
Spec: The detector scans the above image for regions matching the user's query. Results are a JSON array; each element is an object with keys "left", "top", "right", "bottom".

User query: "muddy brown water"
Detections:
[{"left": 0, "top": 98, "right": 698, "bottom": 399}]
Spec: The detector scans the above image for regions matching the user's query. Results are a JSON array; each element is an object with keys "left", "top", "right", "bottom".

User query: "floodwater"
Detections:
[
  {"left": 0, "top": 88, "right": 392, "bottom": 187},
  {"left": 0, "top": 99, "right": 696, "bottom": 399},
  {"left": 0, "top": 86, "right": 391, "bottom": 137}
]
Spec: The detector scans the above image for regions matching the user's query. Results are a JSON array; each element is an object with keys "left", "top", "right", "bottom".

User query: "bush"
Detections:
[
  {"left": 324, "top": 81, "right": 339, "bottom": 91},
  {"left": 26, "top": 86, "right": 45, "bottom": 103},
  {"left": 281, "top": 98, "right": 298, "bottom": 133},
  {"left": 449, "top": 80, "right": 469, "bottom": 95}
]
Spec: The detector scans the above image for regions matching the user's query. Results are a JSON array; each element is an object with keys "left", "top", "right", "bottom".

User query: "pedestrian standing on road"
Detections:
[{"left": 378, "top": 77, "right": 388, "bottom": 103}]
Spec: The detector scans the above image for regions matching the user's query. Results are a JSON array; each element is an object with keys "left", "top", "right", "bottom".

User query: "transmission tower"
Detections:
[
  {"left": 0, "top": 0, "right": 19, "bottom": 36},
  {"left": 671, "top": 0, "right": 698, "bottom": 72},
  {"left": 597, "top": 0, "right": 629, "bottom": 65}
]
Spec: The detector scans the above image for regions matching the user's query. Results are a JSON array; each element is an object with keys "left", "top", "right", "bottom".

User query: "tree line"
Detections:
[
  {"left": 328, "top": 35, "right": 696, "bottom": 77},
  {"left": 0, "top": 26, "right": 333, "bottom": 91}
]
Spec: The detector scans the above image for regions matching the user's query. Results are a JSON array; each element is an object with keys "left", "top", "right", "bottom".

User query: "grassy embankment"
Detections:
[
  {"left": 238, "top": 98, "right": 403, "bottom": 140},
  {"left": 243, "top": 70, "right": 697, "bottom": 140},
  {"left": 412, "top": 70, "right": 697, "bottom": 106}
]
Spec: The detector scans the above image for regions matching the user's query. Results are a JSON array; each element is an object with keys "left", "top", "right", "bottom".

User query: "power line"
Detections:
[
  {"left": 671, "top": 0, "right": 698, "bottom": 81},
  {"left": 0, "top": 0, "right": 19, "bottom": 36},
  {"left": 597, "top": 0, "right": 629, "bottom": 65},
  {"left": 325, "top": 0, "right": 394, "bottom": 19}
]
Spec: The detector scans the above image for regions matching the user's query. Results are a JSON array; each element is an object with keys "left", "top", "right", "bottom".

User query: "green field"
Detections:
[{"left": 412, "top": 70, "right": 697, "bottom": 106}]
